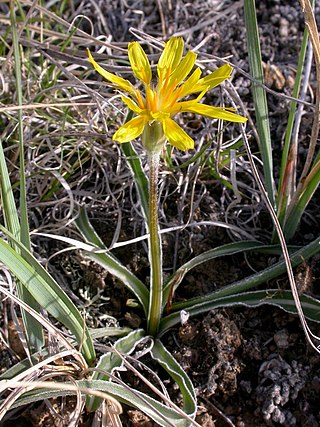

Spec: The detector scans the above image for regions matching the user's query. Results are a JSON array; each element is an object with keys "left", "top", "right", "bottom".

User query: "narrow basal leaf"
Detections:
[
  {"left": 121, "top": 127, "right": 149, "bottom": 224},
  {"left": 86, "top": 329, "right": 146, "bottom": 412},
  {"left": 2, "top": 380, "right": 191, "bottom": 427},
  {"left": 151, "top": 340, "right": 197, "bottom": 423},
  {"left": 0, "top": 141, "right": 43, "bottom": 352},
  {"left": 160, "top": 290, "right": 320, "bottom": 334},
  {"left": 275, "top": 26, "right": 309, "bottom": 231},
  {"left": 75, "top": 208, "right": 149, "bottom": 313},
  {"left": 159, "top": 236, "right": 320, "bottom": 334},
  {"left": 170, "top": 235, "right": 320, "bottom": 310},
  {"left": 283, "top": 158, "right": 320, "bottom": 239},
  {"left": 244, "top": 0, "right": 275, "bottom": 205},
  {"left": 0, "top": 234, "right": 95, "bottom": 363},
  {"left": 163, "top": 241, "right": 269, "bottom": 306}
]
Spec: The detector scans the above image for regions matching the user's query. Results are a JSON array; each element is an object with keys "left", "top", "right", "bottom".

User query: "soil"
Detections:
[{"left": 1, "top": 1, "right": 320, "bottom": 426}]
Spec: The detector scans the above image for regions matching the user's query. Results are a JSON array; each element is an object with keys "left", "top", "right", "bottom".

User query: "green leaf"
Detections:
[
  {"left": 0, "top": 348, "right": 51, "bottom": 380},
  {"left": 2, "top": 380, "right": 192, "bottom": 427},
  {"left": 0, "top": 143, "right": 43, "bottom": 353},
  {"left": 283, "top": 158, "right": 320, "bottom": 239},
  {"left": 0, "top": 326, "right": 131, "bottom": 381},
  {"left": 86, "top": 333, "right": 197, "bottom": 425},
  {"left": 151, "top": 340, "right": 197, "bottom": 422},
  {"left": 163, "top": 241, "right": 269, "bottom": 306},
  {"left": 160, "top": 236, "right": 320, "bottom": 334},
  {"left": 175, "top": 236, "right": 319, "bottom": 308},
  {"left": 0, "top": 144, "right": 20, "bottom": 242},
  {"left": 244, "top": 0, "right": 275, "bottom": 204},
  {"left": 0, "top": 233, "right": 95, "bottom": 363},
  {"left": 75, "top": 207, "right": 149, "bottom": 313},
  {"left": 121, "top": 140, "right": 149, "bottom": 223},
  {"left": 3, "top": 332, "right": 197, "bottom": 426},
  {"left": 120, "top": 109, "right": 149, "bottom": 223},
  {"left": 89, "top": 326, "right": 132, "bottom": 339},
  {"left": 86, "top": 329, "right": 146, "bottom": 411},
  {"left": 160, "top": 290, "right": 320, "bottom": 333},
  {"left": 0, "top": 3, "right": 45, "bottom": 354},
  {"left": 9, "top": 3, "right": 28, "bottom": 248},
  {"left": 275, "top": 27, "right": 309, "bottom": 231}
]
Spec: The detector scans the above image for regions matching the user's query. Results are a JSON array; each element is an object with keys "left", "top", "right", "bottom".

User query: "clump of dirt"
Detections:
[
  {"left": 255, "top": 355, "right": 309, "bottom": 425},
  {"left": 162, "top": 305, "right": 320, "bottom": 426},
  {"left": 173, "top": 311, "right": 243, "bottom": 398}
]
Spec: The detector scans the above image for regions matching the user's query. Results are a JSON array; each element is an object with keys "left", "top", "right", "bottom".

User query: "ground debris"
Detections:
[
  {"left": 255, "top": 354, "right": 309, "bottom": 426},
  {"left": 202, "top": 311, "right": 243, "bottom": 397}
]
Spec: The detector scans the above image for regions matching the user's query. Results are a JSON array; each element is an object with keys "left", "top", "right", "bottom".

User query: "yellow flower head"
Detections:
[{"left": 88, "top": 37, "right": 247, "bottom": 151}]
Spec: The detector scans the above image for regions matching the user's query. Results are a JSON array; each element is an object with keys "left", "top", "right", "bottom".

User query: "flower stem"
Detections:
[{"left": 147, "top": 150, "right": 163, "bottom": 336}]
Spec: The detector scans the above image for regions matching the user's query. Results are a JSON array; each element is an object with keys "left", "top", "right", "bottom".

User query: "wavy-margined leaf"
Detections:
[
  {"left": 0, "top": 348, "right": 51, "bottom": 380},
  {"left": 87, "top": 332, "right": 197, "bottom": 425},
  {"left": 75, "top": 207, "right": 149, "bottom": 313},
  {"left": 86, "top": 329, "right": 146, "bottom": 412},
  {"left": 0, "top": 326, "right": 131, "bottom": 382},
  {"left": 89, "top": 326, "right": 132, "bottom": 339},
  {"left": 171, "top": 236, "right": 320, "bottom": 311},
  {"left": 0, "top": 236, "right": 95, "bottom": 364},
  {"left": 159, "top": 290, "right": 320, "bottom": 334},
  {"left": 2, "top": 379, "right": 193, "bottom": 427},
  {"left": 151, "top": 340, "right": 197, "bottom": 423},
  {"left": 163, "top": 240, "right": 286, "bottom": 307},
  {"left": 0, "top": 326, "right": 132, "bottom": 381},
  {"left": 159, "top": 236, "right": 320, "bottom": 334},
  {"left": 4, "top": 333, "right": 197, "bottom": 426}
]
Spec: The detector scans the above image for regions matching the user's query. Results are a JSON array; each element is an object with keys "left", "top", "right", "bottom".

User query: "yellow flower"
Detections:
[{"left": 88, "top": 37, "right": 247, "bottom": 151}]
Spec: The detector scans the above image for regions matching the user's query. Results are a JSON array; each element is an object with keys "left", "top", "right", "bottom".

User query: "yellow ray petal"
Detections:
[
  {"left": 145, "top": 87, "right": 158, "bottom": 112},
  {"left": 183, "top": 103, "right": 247, "bottom": 123},
  {"left": 173, "top": 68, "right": 202, "bottom": 100},
  {"left": 169, "top": 89, "right": 208, "bottom": 115},
  {"left": 157, "top": 37, "right": 184, "bottom": 82},
  {"left": 128, "top": 42, "right": 152, "bottom": 85},
  {"left": 162, "top": 118, "right": 194, "bottom": 150},
  {"left": 190, "top": 63, "right": 233, "bottom": 94},
  {"left": 87, "top": 49, "right": 133, "bottom": 94},
  {"left": 167, "top": 50, "right": 197, "bottom": 89},
  {"left": 121, "top": 95, "right": 143, "bottom": 114},
  {"left": 113, "top": 116, "right": 148, "bottom": 143}
]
